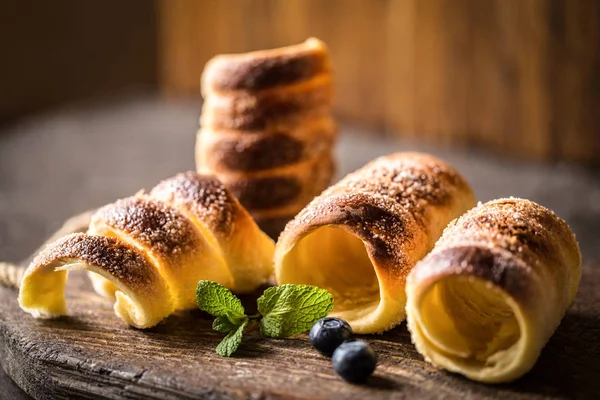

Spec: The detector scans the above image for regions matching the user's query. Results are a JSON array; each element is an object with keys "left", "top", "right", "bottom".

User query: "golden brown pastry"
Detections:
[
  {"left": 405, "top": 198, "right": 582, "bottom": 383},
  {"left": 274, "top": 152, "right": 476, "bottom": 334},
  {"left": 19, "top": 233, "right": 174, "bottom": 329},
  {"left": 196, "top": 38, "right": 337, "bottom": 238},
  {"left": 18, "top": 172, "right": 274, "bottom": 328}
]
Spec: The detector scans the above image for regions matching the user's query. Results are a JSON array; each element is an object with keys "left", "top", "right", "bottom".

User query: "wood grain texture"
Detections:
[
  {"left": 157, "top": 0, "right": 600, "bottom": 164},
  {"left": 2, "top": 96, "right": 600, "bottom": 398},
  {"left": 1, "top": 263, "right": 599, "bottom": 400}
]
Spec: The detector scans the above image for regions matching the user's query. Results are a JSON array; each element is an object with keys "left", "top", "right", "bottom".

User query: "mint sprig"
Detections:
[
  {"left": 258, "top": 284, "right": 334, "bottom": 337},
  {"left": 213, "top": 313, "right": 245, "bottom": 333},
  {"left": 196, "top": 280, "right": 333, "bottom": 357},
  {"left": 216, "top": 319, "right": 248, "bottom": 357},
  {"left": 196, "top": 281, "right": 245, "bottom": 318}
]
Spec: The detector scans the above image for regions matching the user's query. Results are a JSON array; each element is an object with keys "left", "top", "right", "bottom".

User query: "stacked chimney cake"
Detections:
[{"left": 196, "top": 38, "right": 337, "bottom": 238}]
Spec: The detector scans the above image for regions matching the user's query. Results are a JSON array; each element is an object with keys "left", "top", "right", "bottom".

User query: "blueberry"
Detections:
[
  {"left": 309, "top": 317, "right": 354, "bottom": 357},
  {"left": 332, "top": 340, "right": 377, "bottom": 383}
]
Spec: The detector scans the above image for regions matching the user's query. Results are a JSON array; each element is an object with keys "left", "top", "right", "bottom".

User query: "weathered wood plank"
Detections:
[
  {"left": 2, "top": 97, "right": 600, "bottom": 398},
  {"left": 1, "top": 262, "right": 599, "bottom": 399}
]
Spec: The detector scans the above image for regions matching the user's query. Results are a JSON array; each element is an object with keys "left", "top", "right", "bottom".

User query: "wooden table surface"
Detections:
[{"left": 1, "top": 96, "right": 599, "bottom": 399}]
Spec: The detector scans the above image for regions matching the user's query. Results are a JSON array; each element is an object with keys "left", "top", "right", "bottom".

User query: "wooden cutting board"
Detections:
[
  {"left": 2, "top": 99, "right": 600, "bottom": 399},
  {"left": 1, "top": 260, "right": 599, "bottom": 399}
]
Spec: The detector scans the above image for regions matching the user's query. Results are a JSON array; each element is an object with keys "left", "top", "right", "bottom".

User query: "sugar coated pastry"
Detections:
[
  {"left": 274, "top": 152, "right": 476, "bottom": 334},
  {"left": 18, "top": 172, "right": 274, "bottom": 328},
  {"left": 405, "top": 198, "right": 582, "bottom": 383},
  {"left": 197, "top": 38, "right": 337, "bottom": 238}
]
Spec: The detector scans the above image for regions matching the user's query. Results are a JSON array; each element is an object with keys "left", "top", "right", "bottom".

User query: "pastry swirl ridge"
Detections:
[
  {"left": 18, "top": 172, "right": 274, "bottom": 328},
  {"left": 274, "top": 152, "right": 476, "bottom": 334},
  {"left": 405, "top": 198, "right": 582, "bottom": 383},
  {"left": 197, "top": 38, "right": 337, "bottom": 238}
]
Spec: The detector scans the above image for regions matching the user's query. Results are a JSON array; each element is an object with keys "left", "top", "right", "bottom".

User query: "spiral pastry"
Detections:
[
  {"left": 405, "top": 198, "right": 582, "bottom": 382},
  {"left": 18, "top": 172, "right": 275, "bottom": 328},
  {"left": 275, "top": 153, "right": 476, "bottom": 334},
  {"left": 196, "top": 38, "right": 337, "bottom": 238}
]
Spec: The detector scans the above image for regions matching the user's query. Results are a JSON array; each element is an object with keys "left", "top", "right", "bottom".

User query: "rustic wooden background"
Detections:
[
  {"left": 158, "top": 0, "right": 600, "bottom": 165},
  {"left": 1, "top": 0, "right": 599, "bottom": 165}
]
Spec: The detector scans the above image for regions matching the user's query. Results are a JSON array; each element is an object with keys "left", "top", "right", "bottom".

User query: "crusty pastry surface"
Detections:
[
  {"left": 197, "top": 117, "right": 336, "bottom": 173},
  {"left": 201, "top": 37, "right": 332, "bottom": 93},
  {"left": 19, "top": 233, "right": 173, "bottom": 329},
  {"left": 149, "top": 172, "right": 274, "bottom": 293},
  {"left": 405, "top": 198, "right": 582, "bottom": 383},
  {"left": 200, "top": 77, "right": 333, "bottom": 131},
  {"left": 274, "top": 152, "right": 476, "bottom": 333},
  {"left": 211, "top": 154, "right": 335, "bottom": 211},
  {"left": 197, "top": 38, "right": 337, "bottom": 238},
  {"left": 18, "top": 172, "right": 274, "bottom": 328}
]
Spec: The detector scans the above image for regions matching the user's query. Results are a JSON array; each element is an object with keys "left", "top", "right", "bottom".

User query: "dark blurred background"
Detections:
[
  {"left": 1, "top": 0, "right": 599, "bottom": 165},
  {"left": 0, "top": 1, "right": 156, "bottom": 120}
]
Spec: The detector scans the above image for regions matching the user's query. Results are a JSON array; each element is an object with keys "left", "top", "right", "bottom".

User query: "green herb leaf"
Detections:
[
  {"left": 196, "top": 280, "right": 245, "bottom": 318},
  {"left": 257, "top": 284, "right": 333, "bottom": 338},
  {"left": 213, "top": 315, "right": 236, "bottom": 333},
  {"left": 216, "top": 318, "right": 248, "bottom": 357},
  {"left": 213, "top": 312, "right": 247, "bottom": 333}
]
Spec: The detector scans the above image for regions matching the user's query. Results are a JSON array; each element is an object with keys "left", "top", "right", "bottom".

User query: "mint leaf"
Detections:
[
  {"left": 216, "top": 318, "right": 248, "bottom": 357},
  {"left": 196, "top": 280, "right": 245, "bottom": 318},
  {"left": 213, "top": 312, "right": 247, "bottom": 333},
  {"left": 257, "top": 284, "right": 333, "bottom": 338},
  {"left": 199, "top": 281, "right": 333, "bottom": 356},
  {"left": 197, "top": 280, "right": 249, "bottom": 356},
  {"left": 213, "top": 315, "right": 236, "bottom": 333}
]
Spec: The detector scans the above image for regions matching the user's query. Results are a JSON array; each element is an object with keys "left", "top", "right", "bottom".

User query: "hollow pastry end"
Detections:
[
  {"left": 406, "top": 245, "right": 553, "bottom": 383},
  {"left": 275, "top": 152, "right": 476, "bottom": 334},
  {"left": 18, "top": 233, "right": 174, "bottom": 329},
  {"left": 277, "top": 223, "right": 408, "bottom": 334},
  {"left": 275, "top": 192, "right": 431, "bottom": 334}
]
